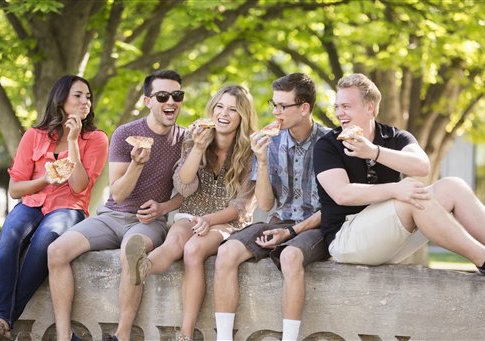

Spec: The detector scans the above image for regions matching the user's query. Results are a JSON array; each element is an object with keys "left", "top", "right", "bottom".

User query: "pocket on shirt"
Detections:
[{"left": 32, "top": 142, "right": 50, "bottom": 161}]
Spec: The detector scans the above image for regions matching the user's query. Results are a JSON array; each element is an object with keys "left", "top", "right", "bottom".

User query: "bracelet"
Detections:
[{"left": 373, "top": 145, "right": 380, "bottom": 162}]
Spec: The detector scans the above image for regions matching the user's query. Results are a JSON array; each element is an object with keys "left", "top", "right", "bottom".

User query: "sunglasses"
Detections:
[
  {"left": 365, "top": 159, "right": 378, "bottom": 184},
  {"left": 149, "top": 90, "right": 185, "bottom": 103}
]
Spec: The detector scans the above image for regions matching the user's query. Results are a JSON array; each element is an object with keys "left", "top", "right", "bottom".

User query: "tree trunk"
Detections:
[
  {"left": 29, "top": 0, "right": 103, "bottom": 117},
  {"left": 374, "top": 69, "right": 403, "bottom": 128},
  {"left": 0, "top": 85, "right": 24, "bottom": 157}
]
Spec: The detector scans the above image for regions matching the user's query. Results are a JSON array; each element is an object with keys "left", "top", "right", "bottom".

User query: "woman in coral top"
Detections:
[{"left": 0, "top": 75, "right": 108, "bottom": 337}]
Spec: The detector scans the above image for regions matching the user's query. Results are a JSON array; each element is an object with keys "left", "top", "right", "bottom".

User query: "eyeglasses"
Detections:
[
  {"left": 150, "top": 90, "right": 185, "bottom": 103},
  {"left": 365, "top": 160, "right": 378, "bottom": 184},
  {"left": 268, "top": 100, "right": 301, "bottom": 112}
]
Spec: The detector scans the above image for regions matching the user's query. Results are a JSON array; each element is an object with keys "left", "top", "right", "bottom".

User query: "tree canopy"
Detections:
[{"left": 1, "top": 0, "right": 484, "bottom": 184}]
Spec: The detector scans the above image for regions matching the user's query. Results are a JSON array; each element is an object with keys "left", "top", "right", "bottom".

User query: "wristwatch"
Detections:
[{"left": 285, "top": 225, "right": 297, "bottom": 239}]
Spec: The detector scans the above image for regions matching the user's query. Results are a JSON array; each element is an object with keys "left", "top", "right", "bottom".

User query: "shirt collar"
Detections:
[
  {"left": 373, "top": 121, "right": 392, "bottom": 144},
  {"left": 286, "top": 122, "right": 318, "bottom": 150}
]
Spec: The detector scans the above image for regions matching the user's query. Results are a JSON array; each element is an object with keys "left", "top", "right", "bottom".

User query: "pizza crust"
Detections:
[
  {"left": 337, "top": 125, "right": 364, "bottom": 141},
  {"left": 261, "top": 119, "right": 283, "bottom": 137},
  {"left": 196, "top": 118, "right": 216, "bottom": 129},
  {"left": 125, "top": 136, "right": 154, "bottom": 149}
]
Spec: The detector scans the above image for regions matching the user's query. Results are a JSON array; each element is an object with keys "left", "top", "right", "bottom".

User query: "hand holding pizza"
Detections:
[
  {"left": 250, "top": 131, "right": 271, "bottom": 163},
  {"left": 260, "top": 119, "right": 282, "bottom": 137},
  {"left": 130, "top": 146, "right": 151, "bottom": 165},
  {"left": 195, "top": 118, "right": 216, "bottom": 130},
  {"left": 192, "top": 124, "right": 214, "bottom": 152},
  {"left": 45, "top": 158, "right": 76, "bottom": 184},
  {"left": 338, "top": 126, "right": 378, "bottom": 160},
  {"left": 337, "top": 125, "right": 363, "bottom": 142},
  {"left": 126, "top": 136, "right": 154, "bottom": 165},
  {"left": 250, "top": 118, "right": 282, "bottom": 163}
]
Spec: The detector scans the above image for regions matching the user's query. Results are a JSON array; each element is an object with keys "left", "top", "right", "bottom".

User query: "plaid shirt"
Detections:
[{"left": 251, "top": 122, "right": 329, "bottom": 223}]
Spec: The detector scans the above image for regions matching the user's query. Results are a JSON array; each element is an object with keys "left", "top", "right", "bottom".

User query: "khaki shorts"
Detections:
[
  {"left": 70, "top": 206, "right": 168, "bottom": 250},
  {"left": 329, "top": 200, "right": 428, "bottom": 265}
]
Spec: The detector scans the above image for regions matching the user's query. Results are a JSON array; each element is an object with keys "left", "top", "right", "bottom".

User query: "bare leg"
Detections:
[
  {"left": 213, "top": 240, "right": 253, "bottom": 313},
  {"left": 47, "top": 231, "right": 91, "bottom": 341},
  {"left": 149, "top": 220, "right": 193, "bottom": 274},
  {"left": 180, "top": 227, "right": 225, "bottom": 337},
  {"left": 115, "top": 222, "right": 193, "bottom": 341},
  {"left": 280, "top": 246, "right": 305, "bottom": 320},
  {"left": 432, "top": 177, "right": 485, "bottom": 245},
  {"left": 395, "top": 177, "right": 485, "bottom": 266}
]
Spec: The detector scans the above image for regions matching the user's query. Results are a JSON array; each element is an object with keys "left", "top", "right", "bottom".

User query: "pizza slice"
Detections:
[
  {"left": 337, "top": 125, "right": 364, "bottom": 141},
  {"left": 125, "top": 136, "right": 154, "bottom": 149},
  {"left": 196, "top": 118, "right": 216, "bottom": 129},
  {"left": 261, "top": 118, "right": 283, "bottom": 137},
  {"left": 45, "top": 158, "right": 76, "bottom": 184}
]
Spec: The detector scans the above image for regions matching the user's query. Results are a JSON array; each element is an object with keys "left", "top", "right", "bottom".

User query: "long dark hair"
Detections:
[{"left": 34, "top": 75, "right": 97, "bottom": 140}]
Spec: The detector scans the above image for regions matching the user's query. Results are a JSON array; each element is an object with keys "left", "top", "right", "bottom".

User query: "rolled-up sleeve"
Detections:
[
  {"left": 173, "top": 136, "right": 199, "bottom": 197},
  {"left": 228, "top": 163, "right": 256, "bottom": 220},
  {"left": 8, "top": 128, "right": 37, "bottom": 181}
]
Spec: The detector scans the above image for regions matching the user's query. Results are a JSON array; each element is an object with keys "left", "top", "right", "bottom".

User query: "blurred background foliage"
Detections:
[{"left": 0, "top": 0, "right": 484, "bottom": 203}]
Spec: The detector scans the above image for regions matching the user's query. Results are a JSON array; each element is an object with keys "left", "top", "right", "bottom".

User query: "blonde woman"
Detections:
[{"left": 123, "top": 85, "right": 257, "bottom": 341}]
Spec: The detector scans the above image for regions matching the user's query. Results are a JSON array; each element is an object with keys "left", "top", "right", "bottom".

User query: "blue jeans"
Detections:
[{"left": 0, "top": 203, "right": 84, "bottom": 327}]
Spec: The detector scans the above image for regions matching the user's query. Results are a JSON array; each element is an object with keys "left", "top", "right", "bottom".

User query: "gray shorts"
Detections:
[
  {"left": 227, "top": 218, "right": 327, "bottom": 269},
  {"left": 70, "top": 206, "right": 169, "bottom": 250}
]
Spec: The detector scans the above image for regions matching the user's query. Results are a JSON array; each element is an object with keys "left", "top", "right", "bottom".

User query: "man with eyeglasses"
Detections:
[
  {"left": 48, "top": 70, "right": 186, "bottom": 341},
  {"left": 314, "top": 73, "right": 485, "bottom": 277},
  {"left": 214, "top": 73, "right": 329, "bottom": 341}
]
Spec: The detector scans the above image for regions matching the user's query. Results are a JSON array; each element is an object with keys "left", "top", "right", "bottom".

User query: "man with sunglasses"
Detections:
[
  {"left": 214, "top": 73, "right": 329, "bottom": 341},
  {"left": 314, "top": 73, "right": 485, "bottom": 277},
  {"left": 48, "top": 70, "right": 186, "bottom": 341}
]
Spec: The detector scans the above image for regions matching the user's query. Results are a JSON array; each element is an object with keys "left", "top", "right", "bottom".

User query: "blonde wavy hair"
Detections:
[{"left": 183, "top": 85, "right": 258, "bottom": 198}]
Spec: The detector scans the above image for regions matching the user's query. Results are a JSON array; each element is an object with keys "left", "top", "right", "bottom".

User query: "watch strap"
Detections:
[{"left": 285, "top": 225, "right": 297, "bottom": 239}]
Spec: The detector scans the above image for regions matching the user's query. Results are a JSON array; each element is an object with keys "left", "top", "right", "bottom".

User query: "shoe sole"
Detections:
[
  {"left": 0, "top": 319, "right": 10, "bottom": 338},
  {"left": 125, "top": 235, "right": 146, "bottom": 285}
]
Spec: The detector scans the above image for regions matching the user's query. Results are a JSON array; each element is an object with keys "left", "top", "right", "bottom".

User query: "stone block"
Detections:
[{"left": 10, "top": 250, "right": 485, "bottom": 340}]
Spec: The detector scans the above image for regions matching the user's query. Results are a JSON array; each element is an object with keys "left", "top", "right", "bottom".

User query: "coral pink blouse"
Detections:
[{"left": 8, "top": 128, "right": 108, "bottom": 216}]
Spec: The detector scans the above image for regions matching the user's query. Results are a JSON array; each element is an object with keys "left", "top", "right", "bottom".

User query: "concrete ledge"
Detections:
[{"left": 12, "top": 250, "right": 485, "bottom": 340}]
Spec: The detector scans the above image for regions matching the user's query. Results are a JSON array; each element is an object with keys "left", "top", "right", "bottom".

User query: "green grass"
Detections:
[
  {"left": 428, "top": 252, "right": 475, "bottom": 271},
  {"left": 429, "top": 252, "right": 470, "bottom": 263}
]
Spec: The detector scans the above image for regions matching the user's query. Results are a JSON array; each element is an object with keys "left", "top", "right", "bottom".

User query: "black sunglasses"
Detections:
[
  {"left": 365, "top": 160, "right": 378, "bottom": 184},
  {"left": 150, "top": 90, "right": 185, "bottom": 103}
]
